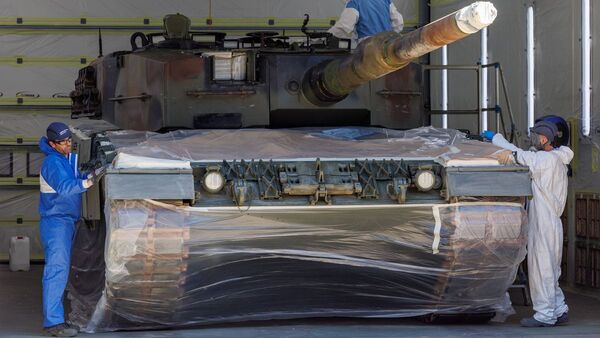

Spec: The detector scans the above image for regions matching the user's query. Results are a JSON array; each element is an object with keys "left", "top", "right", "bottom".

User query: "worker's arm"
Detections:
[
  {"left": 66, "top": 152, "right": 89, "bottom": 180},
  {"left": 492, "top": 133, "right": 540, "bottom": 168},
  {"left": 328, "top": 7, "right": 359, "bottom": 39},
  {"left": 491, "top": 133, "right": 520, "bottom": 152},
  {"left": 41, "top": 158, "right": 89, "bottom": 195},
  {"left": 390, "top": 3, "right": 404, "bottom": 33}
]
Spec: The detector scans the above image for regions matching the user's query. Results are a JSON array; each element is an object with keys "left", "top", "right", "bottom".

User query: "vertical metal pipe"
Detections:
[
  {"left": 582, "top": 0, "right": 591, "bottom": 136},
  {"left": 477, "top": 66, "right": 482, "bottom": 133},
  {"left": 480, "top": 27, "right": 488, "bottom": 132},
  {"left": 420, "top": 0, "right": 432, "bottom": 127},
  {"left": 495, "top": 65, "right": 500, "bottom": 132},
  {"left": 442, "top": 46, "right": 448, "bottom": 129},
  {"left": 527, "top": 6, "right": 535, "bottom": 135}
]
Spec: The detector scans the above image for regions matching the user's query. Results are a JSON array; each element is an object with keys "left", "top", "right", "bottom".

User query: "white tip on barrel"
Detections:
[{"left": 455, "top": 2, "right": 497, "bottom": 34}]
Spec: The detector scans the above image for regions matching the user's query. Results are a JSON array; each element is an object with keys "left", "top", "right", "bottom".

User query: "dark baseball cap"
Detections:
[
  {"left": 46, "top": 122, "right": 72, "bottom": 142},
  {"left": 530, "top": 120, "right": 558, "bottom": 141}
]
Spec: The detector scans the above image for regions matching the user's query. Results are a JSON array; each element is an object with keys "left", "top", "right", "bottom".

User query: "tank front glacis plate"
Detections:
[
  {"left": 88, "top": 127, "right": 531, "bottom": 209},
  {"left": 189, "top": 158, "right": 444, "bottom": 207}
]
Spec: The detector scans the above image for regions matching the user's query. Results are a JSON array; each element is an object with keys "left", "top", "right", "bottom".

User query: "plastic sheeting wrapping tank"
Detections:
[
  {"left": 63, "top": 2, "right": 537, "bottom": 333},
  {"left": 68, "top": 128, "right": 533, "bottom": 332}
]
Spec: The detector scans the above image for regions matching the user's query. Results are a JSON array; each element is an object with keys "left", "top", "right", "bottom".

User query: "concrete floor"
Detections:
[{"left": 1, "top": 265, "right": 600, "bottom": 338}]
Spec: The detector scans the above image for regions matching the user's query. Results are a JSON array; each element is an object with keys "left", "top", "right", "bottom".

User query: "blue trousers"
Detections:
[{"left": 40, "top": 216, "right": 76, "bottom": 328}]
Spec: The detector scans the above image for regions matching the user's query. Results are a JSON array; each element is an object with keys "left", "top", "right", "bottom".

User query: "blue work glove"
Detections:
[{"left": 480, "top": 130, "right": 496, "bottom": 141}]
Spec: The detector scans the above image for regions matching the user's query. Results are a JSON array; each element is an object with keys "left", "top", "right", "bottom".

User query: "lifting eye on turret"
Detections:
[
  {"left": 130, "top": 32, "right": 150, "bottom": 51},
  {"left": 287, "top": 81, "right": 300, "bottom": 93}
]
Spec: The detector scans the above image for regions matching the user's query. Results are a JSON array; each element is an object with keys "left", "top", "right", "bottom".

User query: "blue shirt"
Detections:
[{"left": 346, "top": 0, "right": 393, "bottom": 39}]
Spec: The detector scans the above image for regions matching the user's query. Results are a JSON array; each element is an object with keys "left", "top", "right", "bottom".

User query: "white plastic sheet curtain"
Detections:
[{"left": 0, "top": 1, "right": 413, "bottom": 19}]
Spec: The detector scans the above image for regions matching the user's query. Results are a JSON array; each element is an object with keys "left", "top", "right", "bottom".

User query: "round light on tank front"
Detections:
[
  {"left": 415, "top": 170, "right": 436, "bottom": 192},
  {"left": 202, "top": 171, "right": 225, "bottom": 193}
]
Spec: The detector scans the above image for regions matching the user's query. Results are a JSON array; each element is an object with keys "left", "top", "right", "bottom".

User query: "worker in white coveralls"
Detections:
[
  {"left": 328, "top": 0, "right": 404, "bottom": 43},
  {"left": 481, "top": 120, "right": 574, "bottom": 327},
  {"left": 39, "top": 122, "right": 96, "bottom": 337}
]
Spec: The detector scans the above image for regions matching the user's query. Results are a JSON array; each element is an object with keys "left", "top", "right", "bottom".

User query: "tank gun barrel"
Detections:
[{"left": 303, "top": 1, "right": 497, "bottom": 106}]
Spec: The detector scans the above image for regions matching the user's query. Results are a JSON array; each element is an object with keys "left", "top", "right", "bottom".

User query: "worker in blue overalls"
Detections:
[
  {"left": 328, "top": 0, "right": 404, "bottom": 43},
  {"left": 39, "top": 122, "right": 94, "bottom": 337}
]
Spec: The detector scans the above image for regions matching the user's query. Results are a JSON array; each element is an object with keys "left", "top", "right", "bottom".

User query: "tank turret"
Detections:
[
  {"left": 70, "top": 2, "right": 497, "bottom": 131},
  {"left": 303, "top": 1, "right": 497, "bottom": 106}
]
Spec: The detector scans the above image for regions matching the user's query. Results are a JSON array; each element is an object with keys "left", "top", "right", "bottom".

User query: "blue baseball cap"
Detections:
[{"left": 46, "top": 122, "right": 72, "bottom": 142}]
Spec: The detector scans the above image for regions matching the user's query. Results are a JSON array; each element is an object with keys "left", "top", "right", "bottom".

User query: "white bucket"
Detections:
[{"left": 9, "top": 236, "right": 30, "bottom": 272}]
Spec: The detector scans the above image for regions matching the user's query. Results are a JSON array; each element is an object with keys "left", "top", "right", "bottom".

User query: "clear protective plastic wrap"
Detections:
[
  {"left": 69, "top": 127, "right": 528, "bottom": 332},
  {"left": 72, "top": 199, "right": 526, "bottom": 332},
  {"left": 106, "top": 126, "right": 514, "bottom": 166}
]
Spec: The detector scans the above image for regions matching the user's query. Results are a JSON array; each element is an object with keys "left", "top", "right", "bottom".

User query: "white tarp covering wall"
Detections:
[{"left": 1, "top": 1, "right": 414, "bottom": 19}]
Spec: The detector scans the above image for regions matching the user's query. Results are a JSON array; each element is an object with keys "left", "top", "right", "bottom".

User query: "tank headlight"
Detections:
[
  {"left": 415, "top": 170, "right": 436, "bottom": 192},
  {"left": 202, "top": 170, "right": 225, "bottom": 193}
]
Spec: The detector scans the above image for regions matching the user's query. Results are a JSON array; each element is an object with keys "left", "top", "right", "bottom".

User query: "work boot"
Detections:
[
  {"left": 65, "top": 322, "right": 80, "bottom": 331},
  {"left": 43, "top": 323, "right": 78, "bottom": 337},
  {"left": 555, "top": 312, "right": 569, "bottom": 326},
  {"left": 520, "top": 317, "right": 554, "bottom": 327}
]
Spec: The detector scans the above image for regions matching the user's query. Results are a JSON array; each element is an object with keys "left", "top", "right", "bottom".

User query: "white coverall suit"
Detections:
[{"left": 492, "top": 133, "right": 574, "bottom": 324}]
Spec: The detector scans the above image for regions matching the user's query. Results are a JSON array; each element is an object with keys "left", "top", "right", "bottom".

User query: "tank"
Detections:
[{"left": 67, "top": 2, "right": 532, "bottom": 332}]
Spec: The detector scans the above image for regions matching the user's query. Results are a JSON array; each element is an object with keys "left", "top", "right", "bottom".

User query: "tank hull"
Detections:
[{"left": 69, "top": 126, "right": 531, "bottom": 332}]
